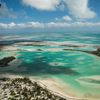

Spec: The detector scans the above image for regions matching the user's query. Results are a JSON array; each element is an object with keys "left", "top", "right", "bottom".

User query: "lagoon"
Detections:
[{"left": 0, "top": 32, "right": 100, "bottom": 99}]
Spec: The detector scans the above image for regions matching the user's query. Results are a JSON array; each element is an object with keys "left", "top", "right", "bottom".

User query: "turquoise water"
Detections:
[{"left": 0, "top": 32, "right": 100, "bottom": 99}]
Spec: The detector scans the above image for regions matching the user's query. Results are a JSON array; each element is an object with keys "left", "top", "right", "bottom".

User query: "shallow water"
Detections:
[{"left": 0, "top": 32, "right": 100, "bottom": 99}]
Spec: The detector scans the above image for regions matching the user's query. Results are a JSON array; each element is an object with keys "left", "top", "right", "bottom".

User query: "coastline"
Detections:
[{"left": 0, "top": 73, "right": 99, "bottom": 100}]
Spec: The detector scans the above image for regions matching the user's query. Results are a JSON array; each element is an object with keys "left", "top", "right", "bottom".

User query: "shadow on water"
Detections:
[
  {"left": 17, "top": 57, "right": 79, "bottom": 76},
  {"left": 0, "top": 56, "right": 79, "bottom": 76}
]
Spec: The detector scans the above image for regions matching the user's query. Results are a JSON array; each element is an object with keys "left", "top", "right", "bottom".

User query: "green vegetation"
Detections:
[
  {"left": 0, "top": 77, "right": 67, "bottom": 100},
  {"left": 0, "top": 56, "right": 15, "bottom": 67}
]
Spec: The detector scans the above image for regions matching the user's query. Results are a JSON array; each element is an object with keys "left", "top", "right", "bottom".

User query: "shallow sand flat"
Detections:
[
  {"left": 33, "top": 77, "right": 100, "bottom": 100},
  {"left": 0, "top": 74, "right": 100, "bottom": 100},
  {"left": 31, "top": 77, "right": 80, "bottom": 100},
  {"left": 0, "top": 41, "right": 97, "bottom": 53},
  {"left": 1, "top": 46, "right": 18, "bottom": 51},
  {"left": 79, "top": 75, "right": 100, "bottom": 81},
  {"left": 77, "top": 75, "right": 100, "bottom": 88},
  {"left": 48, "top": 62, "right": 66, "bottom": 66},
  {"left": 44, "top": 48, "right": 63, "bottom": 52},
  {"left": 14, "top": 41, "right": 87, "bottom": 47}
]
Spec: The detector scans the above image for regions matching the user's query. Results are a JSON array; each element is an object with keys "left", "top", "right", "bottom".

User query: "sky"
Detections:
[{"left": 0, "top": 0, "right": 100, "bottom": 33}]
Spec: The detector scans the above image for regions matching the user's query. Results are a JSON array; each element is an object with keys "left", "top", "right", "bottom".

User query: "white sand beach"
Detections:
[{"left": 0, "top": 74, "right": 100, "bottom": 100}]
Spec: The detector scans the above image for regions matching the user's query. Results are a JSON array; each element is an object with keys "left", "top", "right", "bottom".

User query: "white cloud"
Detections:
[
  {"left": 0, "top": 22, "right": 44, "bottom": 29},
  {"left": 0, "top": 23, "right": 8, "bottom": 29},
  {"left": 17, "top": 22, "right": 44, "bottom": 28},
  {"left": 64, "top": 0, "right": 96, "bottom": 19},
  {"left": 0, "top": 22, "right": 16, "bottom": 29},
  {"left": 56, "top": 15, "right": 72, "bottom": 22},
  {"left": 22, "top": 0, "right": 96, "bottom": 19},
  {"left": 47, "top": 22, "right": 100, "bottom": 28},
  {"left": 62, "top": 16, "right": 72, "bottom": 21},
  {"left": 0, "top": 21, "right": 100, "bottom": 30},
  {"left": 22, "top": 0, "right": 60, "bottom": 11}
]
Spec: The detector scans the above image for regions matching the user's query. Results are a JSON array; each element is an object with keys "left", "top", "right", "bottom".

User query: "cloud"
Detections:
[
  {"left": 0, "top": 22, "right": 16, "bottom": 29},
  {"left": 22, "top": 0, "right": 61, "bottom": 11},
  {"left": 0, "top": 22, "right": 44, "bottom": 29},
  {"left": 64, "top": 0, "right": 96, "bottom": 19},
  {"left": 62, "top": 15, "right": 72, "bottom": 21},
  {"left": 46, "top": 22, "right": 100, "bottom": 28},
  {"left": 0, "top": 21, "right": 100, "bottom": 30},
  {"left": 56, "top": 15, "right": 72, "bottom": 22},
  {"left": 62, "top": 16, "right": 72, "bottom": 21},
  {"left": 21, "top": 0, "right": 96, "bottom": 19}
]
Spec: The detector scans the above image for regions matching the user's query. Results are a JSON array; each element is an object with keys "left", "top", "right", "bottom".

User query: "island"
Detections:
[{"left": 0, "top": 56, "right": 15, "bottom": 67}]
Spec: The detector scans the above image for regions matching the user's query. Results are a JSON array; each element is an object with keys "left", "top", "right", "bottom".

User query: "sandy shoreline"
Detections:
[{"left": 0, "top": 74, "right": 99, "bottom": 100}]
